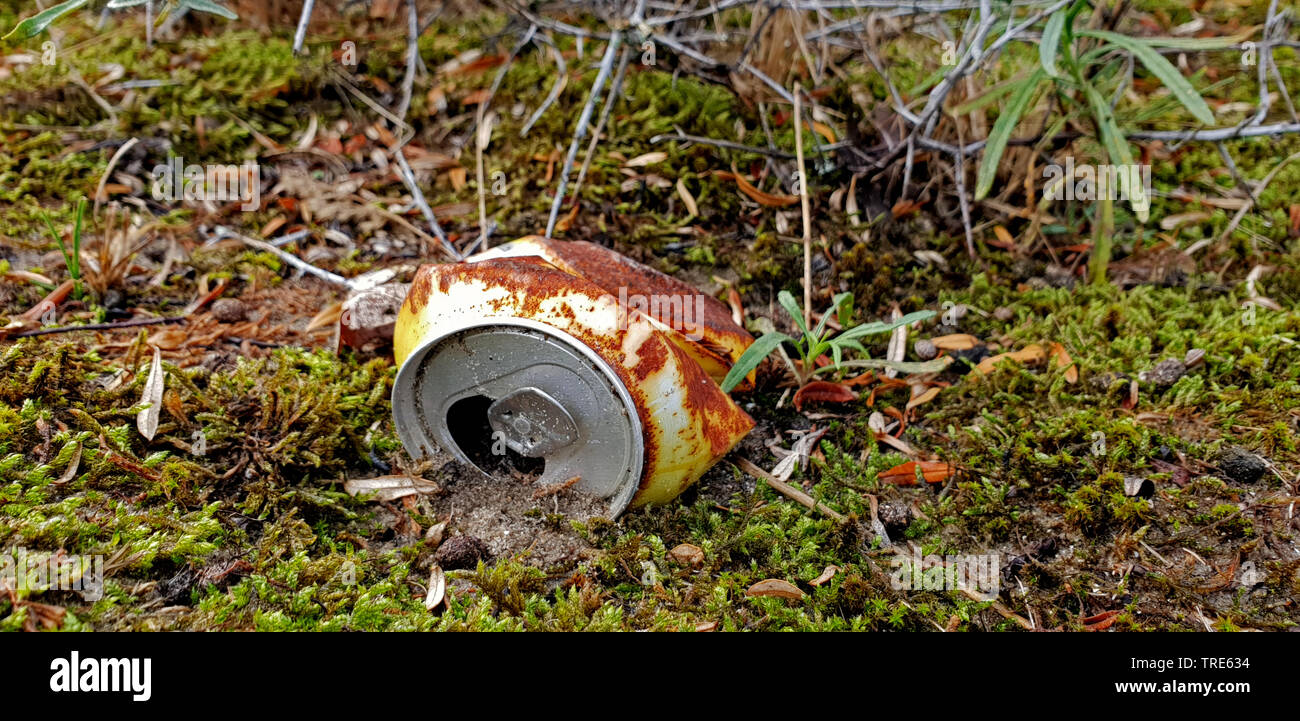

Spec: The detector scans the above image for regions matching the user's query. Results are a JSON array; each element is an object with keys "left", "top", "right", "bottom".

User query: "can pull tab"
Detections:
[{"left": 487, "top": 387, "right": 578, "bottom": 457}]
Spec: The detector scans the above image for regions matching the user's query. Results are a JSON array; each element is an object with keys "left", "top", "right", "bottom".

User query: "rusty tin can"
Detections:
[{"left": 392, "top": 238, "right": 755, "bottom": 517}]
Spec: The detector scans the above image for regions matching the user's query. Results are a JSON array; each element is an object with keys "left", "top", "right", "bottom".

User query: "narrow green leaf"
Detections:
[
  {"left": 950, "top": 76, "right": 1021, "bottom": 116},
  {"left": 720, "top": 332, "right": 792, "bottom": 393},
  {"left": 813, "top": 292, "right": 853, "bottom": 339},
  {"left": 1040, "top": 10, "right": 1067, "bottom": 77},
  {"left": 179, "top": 0, "right": 238, "bottom": 20},
  {"left": 1128, "top": 30, "right": 1253, "bottom": 51},
  {"left": 1082, "top": 83, "right": 1149, "bottom": 222},
  {"left": 837, "top": 310, "right": 937, "bottom": 342},
  {"left": 976, "top": 70, "right": 1044, "bottom": 201},
  {"left": 1078, "top": 30, "right": 1215, "bottom": 125},
  {"left": 4, "top": 0, "right": 89, "bottom": 40},
  {"left": 777, "top": 290, "right": 807, "bottom": 337}
]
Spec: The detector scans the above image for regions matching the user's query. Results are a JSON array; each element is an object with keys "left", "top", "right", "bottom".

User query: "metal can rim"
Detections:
[{"left": 391, "top": 316, "right": 647, "bottom": 517}]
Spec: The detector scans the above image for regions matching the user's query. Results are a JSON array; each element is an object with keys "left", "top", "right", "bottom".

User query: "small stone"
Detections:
[
  {"left": 339, "top": 282, "right": 409, "bottom": 351},
  {"left": 668, "top": 543, "right": 705, "bottom": 568},
  {"left": 211, "top": 298, "right": 247, "bottom": 323},
  {"left": 432, "top": 535, "right": 490, "bottom": 570},
  {"left": 877, "top": 501, "right": 912, "bottom": 537},
  {"left": 993, "top": 306, "right": 1014, "bottom": 322},
  {"left": 1089, "top": 371, "right": 1129, "bottom": 392},
  {"left": 1123, "top": 476, "right": 1155, "bottom": 498},
  {"left": 1139, "top": 358, "right": 1185, "bottom": 388},
  {"left": 914, "top": 339, "right": 938, "bottom": 361},
  {"left": 1216, "top": 446, "right": 1267, "bottom": 485}
]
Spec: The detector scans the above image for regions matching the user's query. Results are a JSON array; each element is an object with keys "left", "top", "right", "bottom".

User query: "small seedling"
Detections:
[
  {"left": 40, "top": 198, "right": 86, "bottom": 301},
  {"left": 721, "top": 290, "right": 935, "bottom": 392}
]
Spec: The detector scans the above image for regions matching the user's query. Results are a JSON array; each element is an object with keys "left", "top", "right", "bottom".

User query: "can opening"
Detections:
[{"left": 446, "top": 394, "right": 545, "bottom": 480}]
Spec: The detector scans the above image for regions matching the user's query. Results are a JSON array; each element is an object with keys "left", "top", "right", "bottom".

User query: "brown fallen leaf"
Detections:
[
  {"left": 993, "top": 225, "right": 1014, "bottom": 246},
  {"left": 150, "top": 328, "right": 188, "bottom": 350},
  {"left": 905, "top": 385, "right": 941, "bottom": 410},
  {"left": 793, "top": 381, "right": 857, "bottom": 411},
  {"left": 1050, "top": 342, "right": 1078, "bottom": 383},
  {"left": 810, "top": 120, "right": 836, "bottom": 144},
  {"left": 695, "top": 621, "right": 718, "bottom": 632},
  {"left": 745, "top": 578, "right": 806, "bottom": 600},
  {"left": 721, "top": 165, "right": 799, "bottom": 207},
  {"left": 554, "top": 203, "right": 580, "bottom": 232},
  {"left": 879, "top": 460, "right": 956, "bottom": 485},
  {"left": 974, "top": 343, "right": 1046, "bottom": 375},
  {"left": 931, "top": 333, "right": 979, "bottom": 351},
  {"left": 1081, "top": 609, "right": 1120, "bottom": 631},
  {"left": 809, "top": 565, "right": 839, "bottom": 586}
]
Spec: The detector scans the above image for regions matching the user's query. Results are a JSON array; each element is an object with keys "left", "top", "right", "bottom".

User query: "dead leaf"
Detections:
[
  {"left": 792, "top": 381, "right": 857, "bottom": 411},
  {"left": 448, "top": 167, "right": 468, "bottom": 191},
  {"left": 1050, "top": 342, "right": 1078, "bottom": 383},
  {"left": 624, "top": 151, "right": 667, "bottom": 168},
  {"left": 879, "top": 460, "right": 956, "bottom": 485},
  {"left": 931, "top": 333, "right": 979, "bottom": 351},
  {"left": 136, "top": 346, "right": 164, "bottom": 441},
  {"left": 905, "top": 385, "right": 941, "bottom": 410},
  {"left": 425, "top": 566, "right": 446, "bottom": 611},
  {"left": 344, "top": 475, "right": 440, "bottom": 502},
  {"left": 150, "top": 328, "right": 188, "bottom": 350},
  {"left": 721, "top": 166, "right": 799, "bottom": 207},
  {"left": 993, "top": 225, "right": 1014, "bottom": 246},
  {"left": 425, "top": 521, "right": 447, "bottom": 548},
  {"left": 555, "top": 203, "right": 579, "bottom": 233},
  {"left": 307, "top": 301, "right": 345, "bottom": 332},
  {"left": 1081, "top": 609, "right": 1120, "bottom": 631},
  {"left": 974, "top": 344, "right": 1046, "bottom": 375},
  {"left": 745, "top": 578, "right": 805, "bottom": 599},
  {"left": 1122, "top": 379, "right": 1139, "bottom": 410},
  {"left": 676, "top": 178, "right": 698, "bottom": 217},
  {"left": 695, "top": 621, "right": 717, "bottom": 632},
  {"left": 55, "top": 442, "right": 82, "bottom": 484},
  {"left": 809, "top": 565, "right": 839, "bottom": 586},
  {"left": 810, "top": 120, "right": 836, "bottom": 144}
]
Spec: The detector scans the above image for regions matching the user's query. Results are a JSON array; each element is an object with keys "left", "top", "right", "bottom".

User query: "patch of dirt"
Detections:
[{"left": 429, "top": 456, "right": 604, "bottom": 572}]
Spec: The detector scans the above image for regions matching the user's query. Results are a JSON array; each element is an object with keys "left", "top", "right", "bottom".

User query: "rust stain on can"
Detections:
[
  {"left": 468, "top": 237, "right": 756, "bottom": 390},
  {"left": 393, "top": 243, "right": 755, "bottom": 512}
]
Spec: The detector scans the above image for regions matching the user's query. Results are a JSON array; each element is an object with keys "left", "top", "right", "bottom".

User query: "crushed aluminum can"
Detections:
[{"left": 392, "top": 238, "right": 755, "bottom": 517}]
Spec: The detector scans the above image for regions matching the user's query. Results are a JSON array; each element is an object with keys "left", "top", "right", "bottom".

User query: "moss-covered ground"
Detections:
[{"left": 1, "top": 1, "right": 1297, "bottom": 631}]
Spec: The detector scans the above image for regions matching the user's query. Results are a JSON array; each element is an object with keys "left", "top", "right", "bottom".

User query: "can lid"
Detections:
[{"left": 392, "top": 318, "right": 644, "bottom": 517}]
